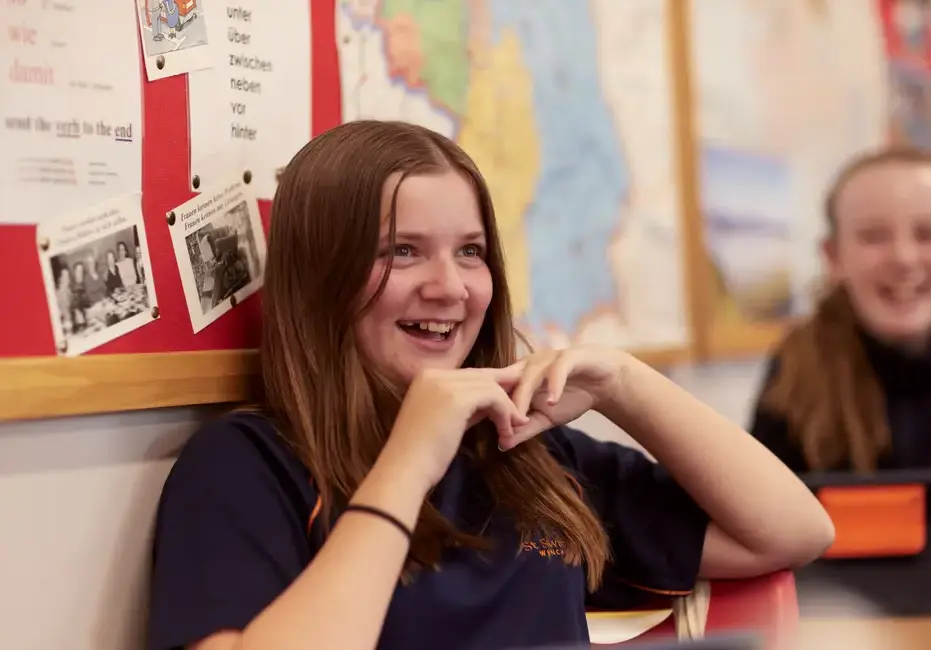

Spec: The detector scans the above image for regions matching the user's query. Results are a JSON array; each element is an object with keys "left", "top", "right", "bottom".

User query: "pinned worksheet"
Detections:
[
  {"left": 1, "top": 0, "right": 142, "bottom": 225},
  {"left": 187, "top": 1, "right": 312, "bottom": 200},
  {"left": 37, "top": 193, "right": 158, "bottom": 356}
]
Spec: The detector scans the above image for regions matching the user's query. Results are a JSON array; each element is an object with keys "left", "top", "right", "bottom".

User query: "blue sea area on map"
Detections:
[{"left": 487, "top": 0, "right": 629, "bottom": 333}]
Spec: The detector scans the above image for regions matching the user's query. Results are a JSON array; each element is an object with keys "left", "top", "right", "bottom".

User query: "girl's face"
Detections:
[
  {"left": 827, "top": 160, "right": 931, "bottom": 351},
  {"left": 353, "top": 171, "right": 494, "bottom": 384},
  {"left": 107, "top": 251, "right": 116, "bottom": 268},
  {"left": 60, "top": 268, "right": 71, "bottom": 286},
  {"left": 74, "top": 264, "right": 84, "bottom": 283},
  {"left": 117, "top": 243, "right": 128, "bottom": 260}
]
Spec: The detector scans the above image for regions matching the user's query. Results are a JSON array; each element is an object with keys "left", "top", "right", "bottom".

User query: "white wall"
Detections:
[
  {"left": 0, "top": 406, "right": 220, "bottom": 650},
  {"left": 0, "top": 360, "right": 768, "bottom": 650},
  {"left": 577, "top": 358, "right": 768, "bottom": 448}
]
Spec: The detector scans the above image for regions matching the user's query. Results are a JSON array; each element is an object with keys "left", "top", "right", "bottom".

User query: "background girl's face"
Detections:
[
  {"left": 74, "top": 263, "right": 84, "bottom": 283},
  {"left": 827, "top": 161, "right": 931, "bottom": 350},
  {"left": 354, "top": 171, "right": 494, "bottom": 384},
  {"left": 117, "top": 243, "right": 129, "bottom": 260},
  {"left": 59, "top": 268, "right": 70, "bottom": 286}
]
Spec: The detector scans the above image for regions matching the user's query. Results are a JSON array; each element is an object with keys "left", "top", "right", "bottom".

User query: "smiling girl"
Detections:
[
  {"left": 147, "top": 120, "right": 833, "bottom": 650},
  {"left": 751, "top": 147, "right": 931, "bottom": 472}
]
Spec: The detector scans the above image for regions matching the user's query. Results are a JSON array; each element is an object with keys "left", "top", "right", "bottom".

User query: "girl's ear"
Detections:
[{"left": 821, "top": 236, "right": 841, "bottom": 283}]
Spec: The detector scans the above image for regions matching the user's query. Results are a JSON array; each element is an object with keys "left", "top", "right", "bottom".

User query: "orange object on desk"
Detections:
[{"left": 817, "top": 484, "right": 926, "bottom": 559}]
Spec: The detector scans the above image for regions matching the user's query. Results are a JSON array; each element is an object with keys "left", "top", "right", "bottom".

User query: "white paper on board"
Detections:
[
  {"left": 0, "top": 1, "right": 142, "bottom": 225},
  {"left": 187, "top": 1, "right": 312, "bottom": 201},
  {"left": 166, "top": 174, "right": 267, "bottom": 333},
  {"left": 37, "top": 193, "right": 158, "bottom": 357},
  {"left": 136, "top": 0, "right": 216, "bottom": 82}
]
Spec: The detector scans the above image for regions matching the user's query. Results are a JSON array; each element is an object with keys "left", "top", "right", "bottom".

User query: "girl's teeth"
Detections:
[{"left": 399, "top": 321, "right": 455, "bottom": 333}]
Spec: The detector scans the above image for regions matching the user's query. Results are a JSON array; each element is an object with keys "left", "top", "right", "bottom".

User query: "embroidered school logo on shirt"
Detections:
[{"left": 521, "top": 537, "right": 566, "bottom": 558}]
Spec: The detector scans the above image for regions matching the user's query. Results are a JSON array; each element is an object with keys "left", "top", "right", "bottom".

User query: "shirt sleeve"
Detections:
[
  {"left": 545, "top": 426, "right": 709, "bottom": 610},
  {"left": 147, "top": 418, "right": 317, "bottom": 650},
  {"left": 748, "top": 356, "right": 808, "bottom": 473}
]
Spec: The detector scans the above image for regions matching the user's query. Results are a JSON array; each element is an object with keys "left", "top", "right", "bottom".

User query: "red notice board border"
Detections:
[
  {"left": 0, "top": 0, "right": 697, "bottom": 422},
  {"left": 0, "top": 0, "right": 339, "bottom": 422}
]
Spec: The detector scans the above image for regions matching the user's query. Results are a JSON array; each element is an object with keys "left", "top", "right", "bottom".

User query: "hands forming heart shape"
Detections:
[
  {"left": 482, "top": 345, "right": 628, "bottom": 451},
  {"left": 388, "top": 345, "right": 631, "bottom": 490}
]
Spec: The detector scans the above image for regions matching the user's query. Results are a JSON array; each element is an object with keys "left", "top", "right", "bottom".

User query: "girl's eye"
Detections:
[
  {"left": 394, "top": 244, "right": 413, "bottom": 257},
  {"left": 915, "top": 224, "right": 931, "bottom": 242},
  {"left": 857, "top": 229, "right": 889, "bottom": 245},
  {"left": 461, "top": 244, "right": 484, "bottom": 257}
]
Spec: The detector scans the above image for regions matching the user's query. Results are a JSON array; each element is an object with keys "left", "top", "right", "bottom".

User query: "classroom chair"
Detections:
[{"left": 589, "top": 571, "right": 798, "bottom": 649}]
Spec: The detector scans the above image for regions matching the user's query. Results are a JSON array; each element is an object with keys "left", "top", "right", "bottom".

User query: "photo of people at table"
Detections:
[
  {"left": 183, "top": 200, "right": 262, "bottom": 316},
  {"left": 48, "top": 225, "right": 150, "bottom": 346}
]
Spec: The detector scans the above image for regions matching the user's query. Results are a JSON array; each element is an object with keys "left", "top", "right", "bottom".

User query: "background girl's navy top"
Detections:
[
  {"left": 148, "top": 413, "right": 709, "bottom": 650},
  {"left": 750, "top": 329, "right": 931, "bottom": 471}
]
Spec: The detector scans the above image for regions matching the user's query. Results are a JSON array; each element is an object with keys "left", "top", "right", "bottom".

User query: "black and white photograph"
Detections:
[
  {"left": 168, "top": 176, "right": 266, "bottom": 332},
  {"left": 38, "top": 193, "right": 158, "bottom": 356}
]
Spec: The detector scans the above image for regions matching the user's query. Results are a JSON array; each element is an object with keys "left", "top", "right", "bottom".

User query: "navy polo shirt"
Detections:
[
  {"left": 749, "top": 329, "right": 931, "bottom": 471},
  {"left": 147, "top": 412, "right": 709, "bottom": 650}
]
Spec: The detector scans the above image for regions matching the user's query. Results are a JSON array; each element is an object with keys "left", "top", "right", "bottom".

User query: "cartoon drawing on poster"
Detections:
[
  {"left": 167, "top": 176, "right": 266, "bottom": 332},
  {"left": 136, "top": 0, "right": 214, "bottom": 81},
  {"left": 37, "top": 193, "right": 158, "bottom": 357}
]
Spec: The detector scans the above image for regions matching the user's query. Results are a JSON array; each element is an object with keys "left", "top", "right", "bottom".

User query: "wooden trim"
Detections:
[
  {"left": 706, "top": 319, "right": 793, "bottom": 360},
  {"left": 0, "top": 350, "right": 258, "bottom": 422},
  {"left": 666, "top": 0, "right": 792, "bottom": 362},
  {"left": 666, "top": 0, "right": 712, "bottom": 361},
  {"left": 0, "top": 343, "right": 687, "bottom": 423}
]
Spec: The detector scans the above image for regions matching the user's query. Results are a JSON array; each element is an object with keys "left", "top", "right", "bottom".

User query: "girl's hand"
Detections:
[
  {"left": 380, "top": 364, "right": 530, "bottom": 492},
  {"left": 500, "top": 346, "right": 628, "bottom": 451}
]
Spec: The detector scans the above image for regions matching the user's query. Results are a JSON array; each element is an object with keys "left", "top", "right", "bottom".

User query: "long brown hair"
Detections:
[
  {"left": 759, "top": 146, "right": 931, "bottom": 471},
  {"left": 261, "top": 120, "right": 609, "bottom": 589}
]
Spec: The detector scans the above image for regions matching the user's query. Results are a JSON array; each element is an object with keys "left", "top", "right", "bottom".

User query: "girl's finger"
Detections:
[
  {"left": 544, "top": 351, "right": 572, "bottom": 404},
  {"left": 510, "top": 360, "right": 549, "bottom": 417},
  {"left": 499, "top": 412, "right": 550, "bottom": 451}
]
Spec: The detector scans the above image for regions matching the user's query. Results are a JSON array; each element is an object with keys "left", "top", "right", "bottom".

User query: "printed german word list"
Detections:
[{"left": 188, "top": 2, "right": 312, "bottom": 201}]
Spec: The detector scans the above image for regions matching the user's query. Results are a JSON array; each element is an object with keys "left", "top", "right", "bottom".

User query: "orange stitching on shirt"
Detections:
[
  {"left": 307, "top": 494, "right": 322, "bottom": 536},
  {"left": 614, "top": 574, "right": 694, "bottom": 596}
]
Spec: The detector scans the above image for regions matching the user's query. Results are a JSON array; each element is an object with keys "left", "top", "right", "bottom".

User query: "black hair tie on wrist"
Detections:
[{"left": 343, "top": 504, "right": 414, "bottom": 542}]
